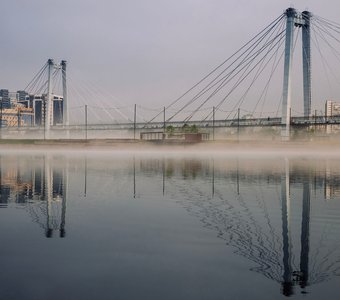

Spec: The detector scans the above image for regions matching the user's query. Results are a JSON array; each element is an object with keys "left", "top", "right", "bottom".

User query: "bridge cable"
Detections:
[
  {"left": 222, "top": 33, "right": 286, "bottom": 121},
  {"left": 144, "top": 13, "right": 285, "bottom": 125},
  {"left": 183, "top": 18, "right": 287, "bottom": 122},
  {"left": 313, "top": 19, "right": 340, "bottom": 67},
  {"left": 167, "top": 15, "right": 286, "bottom": 122},
  {"left": 198, "top": 26, "right": 286, "bottom": 122},
  {"left": 173, "top": 20, "right": 286, "bottom": 123},
  {"left": 311, "top": 24, "right": 337, "bottom": 97},
  {"left": 24, "top": 62, "right": 48, "bottom": 92},
  {"left": 26, "top": 65, "right": 48, "bottom": 95},
  {"left": 312, "top": 20, "right": 340, "bottom": 57},
  {"left": 229, "top": 18, "right": 290, "bottom": 119},
  {"left": 227, "top": 23, "right": 296, "bottom": 121},
  {"left": 220, "top": 20, "right": 287, "bottom": 121},
  {"left": 312, "top": 18, "right": 340, "bottom": 93},
  {"left": 253, "top": 23, "right": 298, "bottom": 119},
  {"left": 256, "top": 20, "right": 287, "bottom": 118},
  {"left": 199, "top": 28, "right": 286, "bottom": 122}
]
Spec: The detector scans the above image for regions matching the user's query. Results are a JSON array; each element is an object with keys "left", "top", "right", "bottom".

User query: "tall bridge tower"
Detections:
[
  {"left": 44, "top": 59, "right": 68, "bottom": 137},
  {"left": 282, "top": 8, "right": 312, "bottom": 140}
]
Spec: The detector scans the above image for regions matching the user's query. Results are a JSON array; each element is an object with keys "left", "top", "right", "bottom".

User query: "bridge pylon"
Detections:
[
  {"left": 281, "top": 8, "right": 312, "bottom": 140},
  {"left": 45, "top": 59, "right": 54, "bottom": 138},
  {"left": 42, "top": 59, "right": 68, "bottom": 138},
  {"left": 302, "top": 11, "right": 312, "bottom": 118}
]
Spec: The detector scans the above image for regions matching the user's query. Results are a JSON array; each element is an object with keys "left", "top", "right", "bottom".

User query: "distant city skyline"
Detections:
[{"left": 2, "top": 0, "right": 340, "bottom": 118}]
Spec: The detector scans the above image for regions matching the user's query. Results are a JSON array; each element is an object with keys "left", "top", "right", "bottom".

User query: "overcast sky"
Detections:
[{"left": 1, "top": 0, "right": 340, "bottom": 119}]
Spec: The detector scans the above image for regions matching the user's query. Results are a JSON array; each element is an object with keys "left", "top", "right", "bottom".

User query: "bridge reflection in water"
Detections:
[
  {"left": 132, "top": 156, "right": 340, "bottom": 296},
  {"left": 0, "top": 154, "right": 339, "bottom": 297},
  {"left": 0, "top": 155, "right": 67, "bottom": 238}
]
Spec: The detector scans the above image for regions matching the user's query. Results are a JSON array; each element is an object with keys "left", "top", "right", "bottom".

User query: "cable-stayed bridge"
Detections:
[{"left": 2, "top": 7, "right": 340, "bottom": 140}]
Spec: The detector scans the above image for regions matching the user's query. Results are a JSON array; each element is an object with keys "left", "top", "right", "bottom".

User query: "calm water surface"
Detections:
[{"left": 0, "top": 152, "right": 339, "bottom": 300}]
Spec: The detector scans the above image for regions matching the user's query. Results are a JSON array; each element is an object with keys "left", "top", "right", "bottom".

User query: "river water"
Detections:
[{"left": 0, "top": 151, "right": 339, "bottom": 299}]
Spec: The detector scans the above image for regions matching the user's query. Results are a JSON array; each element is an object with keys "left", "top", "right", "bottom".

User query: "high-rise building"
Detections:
[
  {"left": 53, "top": 95, "right": 63, "bottom": 125},
  {"left": 325, "top": 100, "right": 340, "bottom": 134},
  {"left": 0, "top": 89, "right": 10, "bottom": 109},
  {"left": 0, "top": 108, "right": 33, "bottom": 127},
  {"left": 33, "top": 95, "right": 45, "bottom": 126},
  {"left": 17, "top": 90, "right": 28, "bottom": 101},
  {"left": 0, "top": 90, "right": 63, "bottom": 127},
  {"left": 325, "top": 100, "right": 340, "bottom": 117},
  {"left": 33, "top": 94, "right": 63, "bottom": 126}
]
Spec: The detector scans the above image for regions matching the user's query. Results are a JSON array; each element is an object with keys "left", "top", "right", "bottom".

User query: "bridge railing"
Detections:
[{"left": 1, "top": 115, "right": 340, "bottom": 131}]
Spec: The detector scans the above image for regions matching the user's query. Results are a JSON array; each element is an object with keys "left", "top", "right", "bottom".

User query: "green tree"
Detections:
[{"left": 166, "top": 125, "right": 175, "bottom": 135}]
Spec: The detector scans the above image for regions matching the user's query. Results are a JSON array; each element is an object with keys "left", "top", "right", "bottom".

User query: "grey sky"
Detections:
[{"left": 1, "top": 0, "right": 340, "bottom": 120}]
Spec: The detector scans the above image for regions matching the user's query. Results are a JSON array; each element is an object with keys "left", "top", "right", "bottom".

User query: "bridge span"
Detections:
[
  {"left": 1, "top": 115, "right": 339, "bottom": 140},
  {"left": 3, "top": 7, "right": 340, "bottom": 141}
]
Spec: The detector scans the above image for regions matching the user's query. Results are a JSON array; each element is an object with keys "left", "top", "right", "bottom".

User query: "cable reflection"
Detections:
[{"left": 133, "top": 156, "right": 340, "bottom": 296}]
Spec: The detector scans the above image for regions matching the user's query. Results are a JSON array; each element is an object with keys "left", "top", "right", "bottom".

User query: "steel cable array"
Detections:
[
  {"left": 143, "top": 10, "right": 340, "bottom": 125},
  {"left": 21, "top": 10, "right": 340, "bottom": 126}
]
